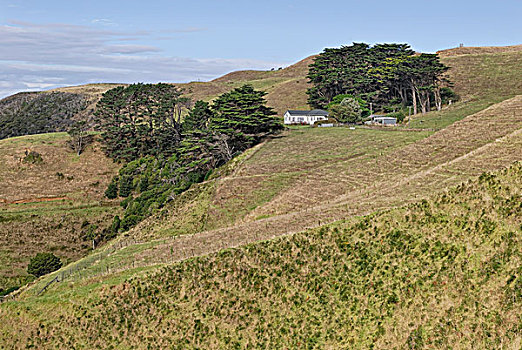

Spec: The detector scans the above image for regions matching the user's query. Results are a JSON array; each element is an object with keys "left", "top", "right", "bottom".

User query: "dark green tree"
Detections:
[
  {"left": 182, "top": 100, "right": 213, "bottom": 133},
  {"left": 27, "top": 253, "right": 62, "bottom": 277},
  {"left": 307, "top": 43, "right": 414, "bottom": 108},
  {"left": 96, "top": 83, "right": 186, "bottom": 162},
  {"left": 211, "top": 84, "right": 282, "bottom": 148},
  {"left": 119, "top": 175, "right": 134, "bottom": 198},
  {"left": 105, "top": 178, "right": 119, "bottom": 199},
  {"left": 103, "top": 85, "right": 282, "bottom": 232}
]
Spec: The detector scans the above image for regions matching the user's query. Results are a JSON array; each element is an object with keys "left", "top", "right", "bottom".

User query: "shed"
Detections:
[{"left": 365, "top": 115, "right": 397, "bottom": 126}]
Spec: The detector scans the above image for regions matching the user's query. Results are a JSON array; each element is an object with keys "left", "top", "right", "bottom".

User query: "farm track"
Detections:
[{"left": 41, "top": 95, "right": 522, "bottom": 282}]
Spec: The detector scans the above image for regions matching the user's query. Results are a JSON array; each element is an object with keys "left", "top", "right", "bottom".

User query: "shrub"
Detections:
[
  {"left": 27, "top": 253, "right": 62, "bottom": 277},
  {"left": 111, "top": 215, "right": 121, "bottom": 234},
  {"left": 119, "top": 175, "right": 134, "bottom": 198},
  {"left": 105, "top": 178, "right": 119, "bottom": 199},
  {"left": 23, "top": 151, "right": 43, "bottom": 164},
  {"left": 120, "top": 215, "right": 141, "bottom": 231},
  {"left": 328, "top": 98, "right": 363, "bottom": 124}
]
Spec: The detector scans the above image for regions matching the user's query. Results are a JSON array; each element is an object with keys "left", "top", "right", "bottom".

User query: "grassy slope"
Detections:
[
  {"left": 178, "top": 55, "right": 315, "bottom": 115},
  {"left": 0, "top": 133, "right": 120, "bottom": 290},
  {"left": 5, "top": 46, "right": 519, "bottom": 294},
  {"left": 1, "top": 162, "right": 520, "bottom": 349},
  {"left": 0, "top": 46, "right": 521, "bottom": 347},
  {"left": 27, "top": 93, "right": 518, "bottom": 283},
  {"left": 406, "top": 46, "right": 522, "bottom": 130}
]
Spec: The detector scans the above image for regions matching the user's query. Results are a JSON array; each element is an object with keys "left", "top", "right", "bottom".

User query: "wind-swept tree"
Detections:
[
  {"left": 307, "top": 43, "right": 415, "bottom": 108},
  {"left": 307, "top": 43, "right": 451, "bottom": 114},
  {"left": 210, "top": 84, "right": 282, "bottom": 148},
  {"left": 182, "top": 100, "right": 213, "bottom": 133},
  {"left": 96, "top": 83, "right": 186, "bottom": 162}
]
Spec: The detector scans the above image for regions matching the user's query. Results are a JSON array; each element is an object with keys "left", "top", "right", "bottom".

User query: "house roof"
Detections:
[
  {"left": 286, "top": 109, "right": 329, "bottom": 116},
  {"left": 373, "top": 116, "right": 397, "bottom": 120}
]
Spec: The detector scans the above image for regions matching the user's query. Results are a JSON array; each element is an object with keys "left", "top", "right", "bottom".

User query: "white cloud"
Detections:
[{"left": 0, "top": 20, "right": 287, "bottom": 98}]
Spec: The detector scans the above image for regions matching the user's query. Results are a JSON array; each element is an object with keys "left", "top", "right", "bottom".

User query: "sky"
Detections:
[{"left": 1, "top": 0, "right": 521, "bottom": 98}]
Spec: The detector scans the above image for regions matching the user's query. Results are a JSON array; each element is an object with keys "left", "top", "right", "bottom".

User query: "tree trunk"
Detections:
[
  {"left": 434, "top": 87, "right": 442, "bottom": 111},
  {"left": 411, "top": 84, "right": 417, "bottom": 115}
]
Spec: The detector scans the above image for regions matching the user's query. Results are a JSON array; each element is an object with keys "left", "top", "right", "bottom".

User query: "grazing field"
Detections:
[
  {"left": 405, "top": 47, "right": 522, "bottom": 130},
  {"left": 13, "top": 93, "right": 522, "bottom": 298},
  {"left": 0, "top": 133, "right": 120, "bottom": 291},
  {"left": 1, "top": 45, "right": 521, "bottom": 348},
  {"left": 1, "top": 161, "right": 520, "bottom": 349}
]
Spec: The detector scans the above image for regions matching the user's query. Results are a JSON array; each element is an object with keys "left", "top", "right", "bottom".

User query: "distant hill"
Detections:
[
  {"left": 0, "top": 84, "right": 124, "bottom": 140},
  {"left": 178, "top": 55, "right": 315, "bottom": 115}
]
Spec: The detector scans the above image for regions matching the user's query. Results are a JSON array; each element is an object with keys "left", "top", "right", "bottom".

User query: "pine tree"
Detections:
[{"left": 211, "top": 85, "right": 282, "bottom": 148}]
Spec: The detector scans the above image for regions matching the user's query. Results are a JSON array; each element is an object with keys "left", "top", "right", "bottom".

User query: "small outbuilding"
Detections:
[
  {"left": 284, "top": 109, "right": 329, "bottom": 125},
  {"left": 365, "top": 115, "right": 397, "bottom": 126}
]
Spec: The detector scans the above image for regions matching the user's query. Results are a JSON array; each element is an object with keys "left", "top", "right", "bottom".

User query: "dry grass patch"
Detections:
[
  {"left": 0, "top": 132, "right": 120, "bottom": 290},
  {"left": 2, "top": 162, "right": 520, "bottom": 349}
]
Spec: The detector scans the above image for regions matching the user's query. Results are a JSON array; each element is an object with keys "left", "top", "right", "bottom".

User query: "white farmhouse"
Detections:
[{"left": 283, "top": 109, "right": 329, "bottom": 125}]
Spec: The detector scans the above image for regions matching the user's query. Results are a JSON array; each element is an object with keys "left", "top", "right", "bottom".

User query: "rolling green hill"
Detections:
[
  {"left": 0, "top": 45, "right": 521, "bottom": 348},
  {"left": 1, "top": 162, "right": 520, "bottom": 349}
]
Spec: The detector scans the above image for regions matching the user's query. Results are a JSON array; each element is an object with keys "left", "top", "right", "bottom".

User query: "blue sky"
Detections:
[{"left": 1, "top": 0, "right": 521, "bottom": 97}]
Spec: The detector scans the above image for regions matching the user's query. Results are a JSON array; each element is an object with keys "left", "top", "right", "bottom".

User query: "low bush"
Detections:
[{"left": 27, "top": 253, "right": 62, "bottom": 278}]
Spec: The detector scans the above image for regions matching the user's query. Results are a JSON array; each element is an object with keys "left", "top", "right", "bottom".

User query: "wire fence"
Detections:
[{"left": 0, "top": 237, "right": 144, "bottom": 302}]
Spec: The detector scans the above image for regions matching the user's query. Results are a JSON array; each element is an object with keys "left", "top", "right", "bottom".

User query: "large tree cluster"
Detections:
[
  {"left": 307, "top": 43, "right": 455, "bottom": 114},
  {"left": 97, "top": 83, "right": 281, "bottom": 230},
  {"left": 0, "top": 92, "right": 89, "bottom": 140}
]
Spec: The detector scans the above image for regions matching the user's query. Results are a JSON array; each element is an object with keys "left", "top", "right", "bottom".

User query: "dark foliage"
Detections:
[
  {"left": 27, "top": 253, "right": 62, "bottom": 277},
  {"left": 0, "top": 92, "right": 89, "bottom": 140},
  {"left": 307, "top": 43, "right": 453, "bottom": 114},
  {"left": 100, "top": 84, "right": 282, "bottom": 230},
  {"left": 105, "top": 178, "right": 119, "bottom": 199},
  {"left": 22, "top": 150, "right": 43, "bottom": 164},
  {"left": 96, "top": 83, "right": 189, "bottom": 162}
]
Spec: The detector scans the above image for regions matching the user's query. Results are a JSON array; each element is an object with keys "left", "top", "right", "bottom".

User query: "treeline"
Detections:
[
  {"left": 0, "top": 92, "right": 89, "bottom": 140},
  {"left": 98, "top": 83, "right": 282, "bottom": 230},
  {"left": 307, "top": 43, "right": 458, "bottom": 114}
]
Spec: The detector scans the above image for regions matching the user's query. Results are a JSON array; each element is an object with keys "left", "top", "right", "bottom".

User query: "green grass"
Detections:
[
  {"left": 137, "top": 127, "right": 432, "bottom": 239},
  {"left": 2, "top": 162, "right": 520, "bottom": 349},
  {"left": 405, "top": 96, "right": 507, "bottom": 130}
]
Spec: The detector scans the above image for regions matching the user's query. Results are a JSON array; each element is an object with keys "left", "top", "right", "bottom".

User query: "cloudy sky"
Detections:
[{"left": 1, "top": 0, "right": 521, "bottom": 98}]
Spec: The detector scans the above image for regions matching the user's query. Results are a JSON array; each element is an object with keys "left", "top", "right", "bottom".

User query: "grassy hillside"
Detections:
[
  {"left": 5, "top": 93, "right": 519, "bottom": 306},
  {"left": 1, "top": 161, "right": 520, "bottom": 348},
  {"left": 0, "top": 45, "right": 521, "bottom": 348},
  {"left": 406, "top": 45, "right": 522, "bottom": 130},
  {"left": 0, "top": 133, "right": 120, "bottom": 291},
  {"left": 179, "top": 55, "right": 315, "bottom": 115}
]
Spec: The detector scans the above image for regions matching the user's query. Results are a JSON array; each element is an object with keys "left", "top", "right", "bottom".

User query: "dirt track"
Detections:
[{"left": 0, "top": 196, "right": 68, "bottom": 205}]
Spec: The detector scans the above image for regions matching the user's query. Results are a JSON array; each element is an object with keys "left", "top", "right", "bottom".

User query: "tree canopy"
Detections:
[
  {"left": 27, "top": 253, "right": 62, "bottom": 277},
  {"left": 307, "top": 43, "right": 453, "bottom": 114},
  {"left": 97, "top": 84, "right": 282, "bottom": 231},
  {"left": 96, "top": 83, "right": 188, "bottom": 162}
]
